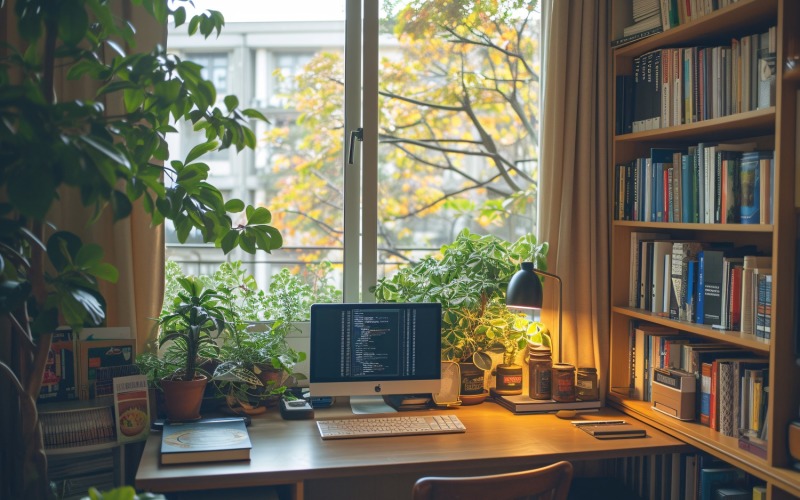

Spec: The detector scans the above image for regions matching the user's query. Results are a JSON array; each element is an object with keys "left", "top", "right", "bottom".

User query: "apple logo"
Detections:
[{"left": 374, "top": 384, "right": 382, "bottom": 393}]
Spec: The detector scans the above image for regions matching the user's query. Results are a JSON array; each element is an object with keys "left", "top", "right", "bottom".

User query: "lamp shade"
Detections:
[{"left": 506, "top": 262, "right": 543, "bottom": 309}]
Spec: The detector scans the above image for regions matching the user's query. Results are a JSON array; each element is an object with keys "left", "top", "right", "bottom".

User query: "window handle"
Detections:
[{"left": 348, "top": 128, "right": 363, "bottom": 165}]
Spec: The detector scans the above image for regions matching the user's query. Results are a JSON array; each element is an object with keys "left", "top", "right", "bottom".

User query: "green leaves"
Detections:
[{"left": 374, "top": 229, "right": 548, "bottom": 365}]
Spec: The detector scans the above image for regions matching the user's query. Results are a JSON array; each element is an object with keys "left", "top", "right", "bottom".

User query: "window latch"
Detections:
[{"left": 348, "top": 128, "right": 364, "bottom": 165}]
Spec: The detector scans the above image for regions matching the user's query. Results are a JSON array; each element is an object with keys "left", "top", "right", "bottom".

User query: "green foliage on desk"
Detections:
[
  {"left": 373, "top": 229, "right": 549, "bottom": 367},
  {"left": 82, "top": 486, "right": 165, "bottom": 500}
]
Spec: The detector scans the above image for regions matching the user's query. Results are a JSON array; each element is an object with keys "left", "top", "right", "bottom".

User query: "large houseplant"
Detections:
[
  {"left": 373, "top": 229, "right": 549, "bottom": 394},
  {"left": 0, "top": 2, "right": 280, "bottom": 497}
]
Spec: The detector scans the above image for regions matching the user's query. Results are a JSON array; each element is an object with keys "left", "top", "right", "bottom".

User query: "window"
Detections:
[{"left": 166, "top": 1, "right": 541, "bottom": 299}]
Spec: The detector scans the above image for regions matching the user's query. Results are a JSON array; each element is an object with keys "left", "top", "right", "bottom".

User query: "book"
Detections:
[
  {"left": 630, "top": 232, "right": 662, "bottom": 308},
  {"left": 491, "top": 393, "right": 602, "bottom": 414},
  {"left": 739, "top": 151, "right": 773, "bottom": 224},
  {"left": 755, "top": 272, "right": 772, "bottom": 341},
  {"left": 161, "top": 418, "right": 252, "bottom": 465},
  {"left": 113, "top": 374, "right": 150, "bottom": 444},
  {"left": 78, "top": 339, "right": 136, "bottom": 400},
  {"left": 700, "top": 250, "right": 724, "bottom": 326},
  {"left": 38, "top": 328, "right": 78, "bottom": 404},
  {"left": 576, "top": 422, "right": 646, "bottom": 439},
  {"left": 699, "top": 467, "right": 746, "bottom": 500}
]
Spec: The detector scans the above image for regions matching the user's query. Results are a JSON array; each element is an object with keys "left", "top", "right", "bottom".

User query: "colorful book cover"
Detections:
[
  {"left": 161, "top": 418, "right": 252, "bottom": 465},
  {"left": 78, "top": 339, "right": 136, "bottom": 400},
  {"left": 113, "top": 374, "right": 150, "bottom": 444},
  {"left": 739, "top": 151, "right": 773, "bottom": 224}
]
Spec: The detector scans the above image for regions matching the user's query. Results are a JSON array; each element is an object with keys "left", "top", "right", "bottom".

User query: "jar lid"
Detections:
[
  {"left": 552, "top": 363, "right": 574, "bottom": 371},
  {"left": 577, "top": 367, "right": 597, "bottom": 372},
  {"left": 530, "top": 345, "right": 551, "bottom": 354}
]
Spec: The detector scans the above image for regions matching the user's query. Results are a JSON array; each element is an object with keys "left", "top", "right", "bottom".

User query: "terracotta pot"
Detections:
[
  {"left": 255, "top": 365, "right": 284, "bottom": 408},
  {"left": 160, "top": 375, "right": 208, "bottom": 421}
]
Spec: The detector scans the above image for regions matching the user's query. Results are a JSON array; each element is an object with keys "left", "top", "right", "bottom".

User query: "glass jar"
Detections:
[
  {"left": 576, "top": 367, "right": 599, "bottom": 401},
  {"left": 551, "top": 363, "right": 576, "bottom": 402},
  {"left": 527, "top": 345, "right": 552, "bottom": 400}
]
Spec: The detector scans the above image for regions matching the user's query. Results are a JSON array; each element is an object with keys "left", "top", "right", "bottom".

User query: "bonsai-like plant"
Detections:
[
  {"left": 0, "top": 2, "right": 281, "bottom": 497},
  {"left": 373, "top": 229, "right": 549, "bottom": 370}
]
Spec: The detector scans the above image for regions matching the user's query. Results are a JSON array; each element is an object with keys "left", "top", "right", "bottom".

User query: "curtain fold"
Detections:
[
  {"left": 539, "top": 0, "right": 611, "bottom": 392},
  {"left": 50, "top": 1, "right": 166, "bottom": 355}
]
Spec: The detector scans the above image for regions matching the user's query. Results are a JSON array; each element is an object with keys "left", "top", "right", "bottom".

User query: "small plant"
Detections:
[
  {"left": 373, "top": 229, "right": 548, "bottom": 369},
  {"left": 157, "top": 277, "right": 228, "bottom": 381}
]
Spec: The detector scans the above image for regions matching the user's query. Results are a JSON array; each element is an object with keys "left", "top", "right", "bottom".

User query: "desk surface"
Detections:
[{"left": 136, "top": 400, "right": 688, "bottom": 495}]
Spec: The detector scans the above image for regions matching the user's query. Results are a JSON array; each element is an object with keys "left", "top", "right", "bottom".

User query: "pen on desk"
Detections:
[{"left": 570, "top": 420, "right": 627, "bottom": 426}]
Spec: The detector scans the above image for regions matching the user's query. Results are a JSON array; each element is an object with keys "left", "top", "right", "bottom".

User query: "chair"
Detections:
[{"left": 411, "top": 461, "right": 573, "bottom": 500}]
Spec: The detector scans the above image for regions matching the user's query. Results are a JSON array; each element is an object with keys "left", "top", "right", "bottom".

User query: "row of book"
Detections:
[
  {"left": 616, "top": 27, "right": 776, "bottom": 134},
  {"left": 629, "top": 236, "right": 773, "bottom": 339},
  {"left": 657, "top": 0, "right": 744, "bottom": 33},
  {"left": 629, "top": 323, "right": 770, "bottom": 450},
  {"left": 39, "top": 404, "right": 116, "bottom": 449},
  {"left": 40, "top": 373, "right": 150, "bottom": 450},
  {"left": 48, "top": 448, "right": 117, "bottom": 500},
  {"left": 612, "top": 451, "right": 762, "bottom": 500},
  {"left": 614, "top": 146, "right": 774, "bottom": 226}
]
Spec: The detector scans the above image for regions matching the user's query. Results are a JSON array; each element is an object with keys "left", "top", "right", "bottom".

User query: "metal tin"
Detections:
[
  {"left": 494, "top": 364, "right": 523, "bottom": 395},
  {"left": 551, "top": 363, "right": 576, "bottom": 402},
  {"left": 576, "top": 367, "right": 599, "bottom": 401}
]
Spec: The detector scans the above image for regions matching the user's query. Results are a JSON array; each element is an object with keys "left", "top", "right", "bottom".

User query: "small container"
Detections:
[
  {"left": 527, "top": 345, "right": 552, "bottom": 400},
  {"left": 459, "top": 362, "right": 486, "bottom": 395},
  {"left": 494, "top": 364, "right": 523, "bottom": 395},
  {"left": 551, "top": 363, "right": 576, "bottom": 402},
  {"left": 575, "top": 367, "right": 599, "bottom": 401}
]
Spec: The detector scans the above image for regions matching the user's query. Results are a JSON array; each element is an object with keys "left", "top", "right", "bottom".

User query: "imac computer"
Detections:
[{"left": 309, "top": 302, "right": 442, "bottom": 414}]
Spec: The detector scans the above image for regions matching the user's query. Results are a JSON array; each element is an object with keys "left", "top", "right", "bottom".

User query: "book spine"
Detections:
[{"left": 700, "top": 362, "right": 712, "bottom": 426}]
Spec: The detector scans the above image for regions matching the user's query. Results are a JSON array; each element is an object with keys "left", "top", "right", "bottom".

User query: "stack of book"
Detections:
[{"left": 613, "top": 0, "right": 663, "bottom": 47}]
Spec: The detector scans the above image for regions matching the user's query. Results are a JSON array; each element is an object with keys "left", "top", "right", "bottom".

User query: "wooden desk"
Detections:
[{"left": 135, "top": 401, "right": 689, "bottom": 499}]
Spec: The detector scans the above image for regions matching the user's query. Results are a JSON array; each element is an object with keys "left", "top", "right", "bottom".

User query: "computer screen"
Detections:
[{"left": 309, "top": 302, "right": 442, "bottom": 408}]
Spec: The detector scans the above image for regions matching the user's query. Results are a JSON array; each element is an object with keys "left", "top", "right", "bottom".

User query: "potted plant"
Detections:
[
  {"left": 0, "top": 2, "right": 280, "bottom": 496},
  {"left": 156, "top": 276, "right": 228, "bottom": 421},
  {"left": 149, "top": 260, "right": 340, "bottom": 415},
  {"left": 373, "top": 229, "right": 548, "bottom": 400}
]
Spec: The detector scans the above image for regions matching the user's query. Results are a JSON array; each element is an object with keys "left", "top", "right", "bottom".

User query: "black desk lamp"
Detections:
[{"left": 506, "top": 262, "right": 563, "bottom": 363}]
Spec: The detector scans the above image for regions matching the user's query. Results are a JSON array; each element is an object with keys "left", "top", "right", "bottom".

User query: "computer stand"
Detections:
[{"left": 349, "top": 396, "right": 397, "bottom": 414}]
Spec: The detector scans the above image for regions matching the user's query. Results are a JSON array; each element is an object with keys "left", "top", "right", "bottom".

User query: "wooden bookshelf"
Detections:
[{"left": 609, "top": 1, "right": 800, "bottom": 498}]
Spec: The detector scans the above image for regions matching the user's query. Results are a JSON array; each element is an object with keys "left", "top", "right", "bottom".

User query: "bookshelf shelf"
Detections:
[
  {"left": 614, "top": 0, "right": 777, "bottom": 58},
  {"left": 612, "top": 220, "right": 774, "bottom": 233},
  {"left": 610, "top": 0, "right": 799, "bottom": 497},
  {"left": 607, "top": 395, "right": 800, "bottom": 498},
  {"left": 614, "top": 108, "right": 775, "bottom": 143},
  {"left": 612, "top": 306, "right": 771, "bottom": 353},
  {"left": 45, "top": 440, "right": 119, "bottom": 457}
]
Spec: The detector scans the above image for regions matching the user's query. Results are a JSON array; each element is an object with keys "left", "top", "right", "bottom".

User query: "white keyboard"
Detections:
[{"left": 316, "top": 414, "right": 466, "bottom": 440}]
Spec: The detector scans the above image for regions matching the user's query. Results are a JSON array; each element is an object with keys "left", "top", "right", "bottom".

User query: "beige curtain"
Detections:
[
  {"left": 539, "top": 0, "right": 611, "bottom": 390},
  {"left": 46, "top": 1, "right": 166, "bottom": 355}
]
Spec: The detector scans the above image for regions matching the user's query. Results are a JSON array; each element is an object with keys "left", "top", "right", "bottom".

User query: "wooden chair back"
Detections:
[{"left": 411, "top": 461, "right": 573, "bottom": 500}]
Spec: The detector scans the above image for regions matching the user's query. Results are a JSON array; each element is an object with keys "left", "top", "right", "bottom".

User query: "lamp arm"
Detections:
[{"left": 532, "top": 269, "right": 563, "bottom": 364}]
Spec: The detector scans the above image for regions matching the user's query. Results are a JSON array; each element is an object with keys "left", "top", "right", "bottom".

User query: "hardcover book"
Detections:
[
  {"left": 161, "top": 418, "right": 252, "bottom": 465},
  {"left": 576, "top": 422, "right": 646, "bottom": 439},
  {"left": 491, "top": 393, "right": 601, "bottom": 414}
]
